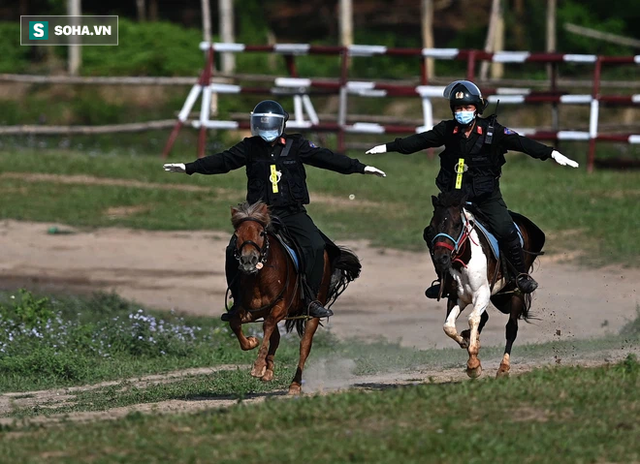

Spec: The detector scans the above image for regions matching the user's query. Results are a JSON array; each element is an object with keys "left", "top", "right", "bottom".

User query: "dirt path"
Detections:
[
  {"left": 1, "top": 348, "right": 636, "bottom": 427},
  {"left": 1, "top": 220, "right": 638, "bottom": 350}
]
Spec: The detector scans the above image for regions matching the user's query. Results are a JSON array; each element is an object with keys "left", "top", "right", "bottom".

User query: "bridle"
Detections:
[
  {"left": 228, "top": 216, "right": 295, "bottom": 315},
  {"left": 432, "top": 209, "right": 474, "bottom": 268},
  {"left": 233, "top": 217, "right": 270, "bottom": 266}
]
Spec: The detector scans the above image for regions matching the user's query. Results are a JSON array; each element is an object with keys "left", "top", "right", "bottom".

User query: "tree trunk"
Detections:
[
  {"left": 148, "top": 0, "right": 158, "bottom": 21},
  {"left": 136, "top": 0, "right": 146, "bottom": 22},
  {"left": 479, "top": 0, "right": 501, "bottom": 81},
  {"left": 67, "top": 0, "right": 81, "bottom": 76},
  {"left": 220, "top": 0, "right": 236, "bottom": 73},
  {"left": 422, "top": 0, "right": 435, "bottom": 79}
]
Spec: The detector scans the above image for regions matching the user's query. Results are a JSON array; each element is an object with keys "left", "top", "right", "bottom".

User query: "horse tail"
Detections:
[
  {"left": 326, "top": 246, "right": 361, "bottom": 307},
  {"left": 334, "top": 246, "right": 362, "bottom": 282},
  {"left": 285, "top": 317, "right": 306, "bottom": 337},
  {"left": 285, "top": 246, "right": 361, "bottom": 336}
]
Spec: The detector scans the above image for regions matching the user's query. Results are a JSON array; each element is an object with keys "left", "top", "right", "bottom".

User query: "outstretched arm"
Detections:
[
  {"left": 298, "top": 139, "right": 386, "bottom": 177},
  {"left": 366, "top": 121, "right": 448, "bottom": 155},
  {"left": 163, "top": 139, "right": 249, "bottom": 175},
  {"left": 497, "top": 125, "right": 579, "bottom": 168}
]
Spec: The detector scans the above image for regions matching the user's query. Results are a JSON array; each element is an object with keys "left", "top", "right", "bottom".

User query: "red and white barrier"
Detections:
[{"left": 163, "top": 43, "right": 640, "bottom": 172}]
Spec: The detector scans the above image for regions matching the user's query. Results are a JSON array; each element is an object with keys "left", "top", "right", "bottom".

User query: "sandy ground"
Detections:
[{"left": 1, "top": 219, "right": 638, "bottom": 350}]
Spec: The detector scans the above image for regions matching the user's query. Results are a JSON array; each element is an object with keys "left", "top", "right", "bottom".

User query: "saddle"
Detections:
[
  {"left": 467, "top": 206, "right": 546, "bottom": 290},
  {"left": 268, "top": 217, "right": 342, "bottom": 300}
]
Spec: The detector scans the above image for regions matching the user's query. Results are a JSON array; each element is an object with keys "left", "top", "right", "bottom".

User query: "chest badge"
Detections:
[{"left": 269, "top": 164, "right": 282, "bottom": 193}]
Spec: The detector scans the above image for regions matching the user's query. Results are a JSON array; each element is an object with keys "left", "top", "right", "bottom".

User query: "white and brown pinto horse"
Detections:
[{"left": 428, "top": 192, "right": 544, "bottom": 378}]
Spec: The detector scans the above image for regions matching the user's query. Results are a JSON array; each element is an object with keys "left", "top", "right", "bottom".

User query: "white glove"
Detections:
[
  {"left": 365, "top": 144, "right": 387, "bottom": 155},
  {"left": 551, "top": 150, "right": 579, "bottom": 168},
  {"left": 163, "top": 163, "right": 186, "bottom": 173},
  {"left": 364, "top": 166, "right": 386, "bottom": 177}
]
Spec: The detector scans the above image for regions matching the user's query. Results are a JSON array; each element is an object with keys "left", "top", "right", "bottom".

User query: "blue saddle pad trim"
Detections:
[
  {"left": 473, "top": 221, "right": 523, "bottom": 260},
  {"left": 281, "top": 241, "right": 300, "bottom": 271}
]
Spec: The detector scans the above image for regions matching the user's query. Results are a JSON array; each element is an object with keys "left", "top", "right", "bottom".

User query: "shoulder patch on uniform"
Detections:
[
  {"left": 504, "top": 127, "right": 518, "bottom": 135},
  {"left": 308, "top": 141, "right": 318, "bottom": 148}
]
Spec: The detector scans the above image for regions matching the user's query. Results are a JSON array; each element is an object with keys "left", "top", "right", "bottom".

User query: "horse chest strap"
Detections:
[{"left": 454, "top": 158, "right": 466, "bottom": 189}]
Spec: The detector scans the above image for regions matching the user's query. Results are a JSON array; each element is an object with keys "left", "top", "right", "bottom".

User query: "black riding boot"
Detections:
[
  {"left": 425, "top": 280, "right": 441, "bottom": 299},
  {"left": 504, "top": 236, "right": 538, "bottom": 294},
  {"left": 307, "top": 300, "right": 334, "bottom": 318},
  {"left": 221, "top": 237, "right": 241, "bottom": 322},
  {"left": 303, "top": 244, "right": 333, "bottom": 318}
]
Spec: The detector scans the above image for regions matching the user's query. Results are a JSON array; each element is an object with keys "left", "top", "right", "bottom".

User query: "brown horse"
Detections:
[
  {"left": 227, "top": 201, "right": 361, "bottom": 394},
  {"left": 429, "top": 191, "right": 545, "bottom": 378}
]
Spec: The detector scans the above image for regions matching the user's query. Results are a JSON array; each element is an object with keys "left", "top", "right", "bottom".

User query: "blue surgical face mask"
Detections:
[
  {"left": 260, "top": 130, "right": 280, "bottom": 142},
  {"left": 454, "top": 110, "right": 475, "bottom": 125}
]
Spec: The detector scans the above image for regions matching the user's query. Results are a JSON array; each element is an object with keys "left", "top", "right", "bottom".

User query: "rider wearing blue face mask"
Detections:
[
  {"left": 365, "top": 80, "right": 579, "bottom": 297},
  {"left": 164, "top": 100, "right": 386, "bottom": 320}
]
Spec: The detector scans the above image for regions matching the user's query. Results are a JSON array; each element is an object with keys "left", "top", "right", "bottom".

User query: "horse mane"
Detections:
[
  {"left": 231, "top": 201, "right": 271, "bottom": 229},
  {"left": 435, "top": 191, "right": 468, "bottom": 209}
]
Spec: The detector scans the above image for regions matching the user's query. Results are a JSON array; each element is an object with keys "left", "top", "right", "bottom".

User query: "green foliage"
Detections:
[
  {"left": 0, "top": 23, "right": 30, "bottom": 73},
  {"left": 5, "top": 289, "right": 54, "bottom": 329},
  {"left": 0, "top": 289, "right": 270, "bottom": 391},
  {"left": 81, "top": 18, "right": 204, "bottom": 76}
]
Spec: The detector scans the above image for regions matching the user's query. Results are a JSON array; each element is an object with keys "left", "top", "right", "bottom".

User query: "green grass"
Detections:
[
  {"left": 1, "top": 357, "right": 638, "bottom": 463},
  {"left": 0, "top": 290, "right": 303, "bottom": 393},
  {"left": 1, "top": 148, "right": 639, "bottom": 265}
]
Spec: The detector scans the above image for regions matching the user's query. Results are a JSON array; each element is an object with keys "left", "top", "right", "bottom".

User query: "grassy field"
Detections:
[
  {"left": 1, "top": 148, "right": 639, "bottom": 265},
  {"left": 2, "top": 289, "right": 638, "bottom": 397},
  {"left": 1, "top": 356, "right": 638, "bottom": 463}
]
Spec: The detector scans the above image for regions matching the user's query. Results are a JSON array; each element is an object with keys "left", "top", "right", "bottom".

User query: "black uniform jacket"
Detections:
[
  {"left": 386, "top": 117, "right": 553, "bottom": 198},
  {"left": 186, "top": 133, "right": 366, "bottom": 208}
]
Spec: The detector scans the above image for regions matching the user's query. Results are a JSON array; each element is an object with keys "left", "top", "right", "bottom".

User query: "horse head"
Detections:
[
  {"left": 231, "top": 201, "right": 272, "bottom": 275},
  {"left": 429, "top": 192, "right": 469, "bottom": 275}
]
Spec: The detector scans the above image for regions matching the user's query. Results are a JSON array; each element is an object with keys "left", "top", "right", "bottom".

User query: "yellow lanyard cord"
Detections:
[
  {"left": 269, "top": 165, "right": 279, "bottom": 193},
  {"left": 454, "top": 158, "right": 465, "bottom": 189}
]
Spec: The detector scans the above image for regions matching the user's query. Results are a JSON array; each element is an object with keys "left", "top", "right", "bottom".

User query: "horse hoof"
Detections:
[
  {"left": 245, "top": 336, "right": 259, "bottom": 351},
  {"left": 261, "top": 370, "right": 274, "bottom": 382},
  {"left": 251, "top": 365, "right": 266, "bottom": 378},
  {"left": 288, "top": 384, "right": 302, "bottom": 396},
  {"left": 466, "top": 364, "right": 482, "bottom": 378},
  {"left": 496, "top": 365, "right": 510, "bottom": 378}
]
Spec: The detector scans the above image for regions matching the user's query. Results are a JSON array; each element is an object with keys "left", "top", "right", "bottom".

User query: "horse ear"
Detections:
[
  {"left": 230, "top": 205, "right": 239, "bottom": 217},
  {"left": 256, "top": 202, "right": 269, "bottom": 216},
  {"left": 431, "top": 195, "right": 439, "bottom": 208}
]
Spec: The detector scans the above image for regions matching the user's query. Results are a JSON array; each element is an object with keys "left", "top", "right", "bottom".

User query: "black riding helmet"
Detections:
[
  {"left": 250, "top": 100, "right": 290, "bottom": 142},
  {"left": 443, "top": 80, "right": 489, "bottom": 115}
]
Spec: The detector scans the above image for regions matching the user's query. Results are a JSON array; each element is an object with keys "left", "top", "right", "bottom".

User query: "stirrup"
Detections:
[
  {"left": 516, "top": 273, "right": 538, "bottom": 294},
  {"left": 425, "top": 280, "right": 441, "bottom": 299},
  {"left": 307, "top": 300, "right": 334, "bottom": 319}
]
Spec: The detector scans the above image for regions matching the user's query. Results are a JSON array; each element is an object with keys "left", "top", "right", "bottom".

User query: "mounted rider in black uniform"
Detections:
[
  {"left": 365, "top": 80, "right": 579, "bottom": 297},
  {"left": 164, "top": 100, "right": 387, "bottom": 319}
]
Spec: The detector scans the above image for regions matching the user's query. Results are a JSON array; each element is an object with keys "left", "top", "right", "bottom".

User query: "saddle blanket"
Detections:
[{"left": 473, "top": 220, "right": 523, "bottom": 260}]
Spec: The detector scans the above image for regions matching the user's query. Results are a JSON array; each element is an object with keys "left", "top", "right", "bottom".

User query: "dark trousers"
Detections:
[
  {"left": 226, "top": 208, "right": 326, "bottom": 299},
  {"left": 278, "top": 210, "right": 326, "bottom": 294},
  {"left": 474, "top": 189, "right": 519, "bottom": 241}
]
